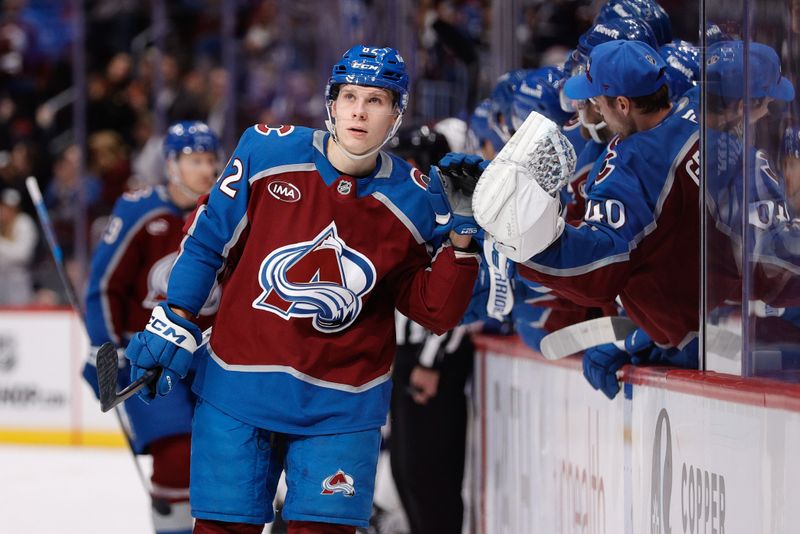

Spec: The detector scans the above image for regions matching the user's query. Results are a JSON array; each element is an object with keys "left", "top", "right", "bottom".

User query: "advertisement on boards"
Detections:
[
  {"left": 481, "top": 351, "right": 626, "bottom": 534},
  {"left": 631, "top": 386, "right": 800, "bottom": 534}
]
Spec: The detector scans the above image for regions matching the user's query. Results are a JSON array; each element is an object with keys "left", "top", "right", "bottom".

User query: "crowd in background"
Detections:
[{"left": 0, "top": 0, "right": 696, "bottom": 306}]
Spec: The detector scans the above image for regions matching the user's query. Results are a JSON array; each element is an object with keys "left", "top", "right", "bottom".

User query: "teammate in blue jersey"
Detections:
[
  {"left": 123, "top": 45, "right": 480, "bottom": 534},
  {"left": 559, "top": 17, "right": 659, "bottom": 222},
  {"left": 476, "top": 40, "right": 701, "bottom": 399},
  {"left": 83, "top": 121, "right": 221, "bottom": 534},
  {"left": 705, "top": 41, "right": 797, "bottom": 308}
]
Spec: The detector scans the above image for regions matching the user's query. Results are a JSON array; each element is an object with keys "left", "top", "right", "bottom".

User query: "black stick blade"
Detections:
[
  {"left": 97, "top": 342, "right": 121, "bottom": 412},
  {"left": 97, "top": 342, "right": 160, "bottom": 412}
]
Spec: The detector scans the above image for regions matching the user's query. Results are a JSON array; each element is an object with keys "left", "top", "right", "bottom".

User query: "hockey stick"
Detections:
[
  {"left": 25, "top": 176, "right": 85, "bottom": 316},
  {"left": 97, "top": 342, "right": 160, "bottom": 412},
  {"left": 24, "top": 176, "right": 163, "bottom": 508},
  {"left": 540, "top": 316, "right": 637, "bottom": 360},
  {"left": 99, "top": 324, "right": 212, "bottom": 412}
]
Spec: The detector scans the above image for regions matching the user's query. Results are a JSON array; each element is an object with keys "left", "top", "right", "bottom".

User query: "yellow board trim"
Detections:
[{"left": 0, "top": 429, "right": 126, "bottom": 448}]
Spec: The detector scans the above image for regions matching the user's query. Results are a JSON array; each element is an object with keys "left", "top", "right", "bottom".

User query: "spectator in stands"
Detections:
[{"left": 0, "top": 188, "right": 38, "bottom": 305}]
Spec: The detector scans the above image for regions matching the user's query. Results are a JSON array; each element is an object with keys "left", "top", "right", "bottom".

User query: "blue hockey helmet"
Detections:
[
  {"left": 470, "top": 99, "right": 505, "bottom": 153},
  {"left": 511, "top": 66, "right": 574, "bottom": 129},
  {"left": 574, "top": 17, "right": 659, "bottom": 68},
  {"left": 705, "top": 22, "right": 730, "bottom": 45},
  {"left": 163, "top": 121, "right": 220, "bottom": 159},
  {"left": 563, "top": 48, "right": 579, "bottom": 75},
  {"left": 325, "top": 45, "right": 409, "bottom": 112},
  {"left": 659, "top": 40, "right": 700, "bottom": 101},
  {"left": 489, "top": 69, "right": 528, "bottom": 141},
  {"left": 595, "top": 0, "right": 673, "bottom": 46}
]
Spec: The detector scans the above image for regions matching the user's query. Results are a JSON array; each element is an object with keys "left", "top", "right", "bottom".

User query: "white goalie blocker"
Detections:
[{"left": 472, "top": 110, "right": 576, "bottom": 263}]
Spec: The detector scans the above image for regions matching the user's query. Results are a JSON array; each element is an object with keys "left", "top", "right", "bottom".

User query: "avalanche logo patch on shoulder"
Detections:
[
  {"left": 252, "top": 222, "right": 376, "bottom": 333},
  {"left": 268, "top": 181, "right": 301, "bottom": 202},
  {"left": 410, "top": 168, "right": 428, "bottom": 190},
  {"left": 255, "top": 124, "right": 294, "bottom": 137},
  {"left": 321, "top": 470, "right": 355, "bottom": 497}
]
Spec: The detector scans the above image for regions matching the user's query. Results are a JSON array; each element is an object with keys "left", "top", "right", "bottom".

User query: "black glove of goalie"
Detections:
[{"left": 425, "top": 152, "right": 489, "bottom": 235}]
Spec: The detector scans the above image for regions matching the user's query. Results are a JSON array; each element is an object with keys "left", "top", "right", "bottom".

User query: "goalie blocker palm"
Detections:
[
  {"left": 472, "top": 110, "right": 576, "bottom": 262},
  {"left": 126, "top": 302, "right": 201, "bottom": 398}
]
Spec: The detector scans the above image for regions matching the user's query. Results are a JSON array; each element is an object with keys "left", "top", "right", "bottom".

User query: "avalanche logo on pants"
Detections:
[
  {"left": 252, "top": 222, "right": 376, "bottom": 333},
  {"left": 321, "top": 470, "right": 356, "bottom": 497}
]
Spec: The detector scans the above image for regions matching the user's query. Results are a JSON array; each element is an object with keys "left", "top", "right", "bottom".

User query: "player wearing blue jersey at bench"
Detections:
[
  {"left": 474, "top": 40, "right": 701, "bottom": 399},
  {"left": 124, "top": 45, "right": 480, "bottom": 534}
]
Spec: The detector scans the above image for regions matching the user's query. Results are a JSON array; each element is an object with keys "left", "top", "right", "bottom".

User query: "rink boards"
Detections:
[
  {"left": 0, "top": 309, "right": 123, "bottom": 446},
  {"left": 474, "top": 335, "right": 800, "bottom": 534}
]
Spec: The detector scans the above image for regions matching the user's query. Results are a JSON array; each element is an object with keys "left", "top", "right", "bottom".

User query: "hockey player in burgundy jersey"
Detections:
[
  {"left": 83, "top": 121, "right": 221, "bottom": 534},
  {"left": 504, "top": 40, "right": 701, "bottom": 399},
  {"left": 124, "top": 45, "right": 480, "bottom": 534}
]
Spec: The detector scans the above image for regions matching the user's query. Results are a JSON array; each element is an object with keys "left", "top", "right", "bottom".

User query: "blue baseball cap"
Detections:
[
  {"left": 706, "top": 40, "right": 794, "bottom": 102},
  {"left": 564, "top": 40, "right": 667, "bottom": 99}
]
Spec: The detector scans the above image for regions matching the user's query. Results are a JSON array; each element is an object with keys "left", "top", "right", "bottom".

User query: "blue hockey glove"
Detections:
[
  {"left": 582, "top": 343, "right": 630, "bottom": 400},
  {"left": 82, "top": 346, "right": 128, "bottom": 400},
  {"left": 125, "top": 302, "right": 201, "bottom": 399},
  {"left": 426, "top": 153, "right": 489, "bottom": 236},
  {"left": 583, "top": 327, "right": 657, "bottom": 399},
  {"left": 624, "top": 327, "right": 654, "bottom": 364}
]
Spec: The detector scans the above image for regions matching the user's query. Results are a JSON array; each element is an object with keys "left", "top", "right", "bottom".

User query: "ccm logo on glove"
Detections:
[{"left": 145, "top": 306, "right": 199, "bottom": 353}]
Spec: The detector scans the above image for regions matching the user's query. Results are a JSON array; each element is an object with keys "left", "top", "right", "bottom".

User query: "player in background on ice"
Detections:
[
  {"left": 387, "top": 122, "right": 476, "bottom": 534},
  {"left": 83, "top": 121, "right": 221, "bottom": 534},
  {"left": 474, "top": 40, "right": 702, "bottom": 399},
  {"left": 123, "top": 45, "right": 480, "bottom": 534}
]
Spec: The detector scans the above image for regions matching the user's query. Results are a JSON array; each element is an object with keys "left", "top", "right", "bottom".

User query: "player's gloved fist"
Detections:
[
  {"left": 425, "top": 152, "right": 488, "bottom": 236},
  {"left": 125, "top": 302, "right": 201, "bottom": 399},
  {"left": 624, "top": 327, "right": 655, "bottom": 365},
  {"left": 582, "top": 343, "right": 630, "bottom": 400}
]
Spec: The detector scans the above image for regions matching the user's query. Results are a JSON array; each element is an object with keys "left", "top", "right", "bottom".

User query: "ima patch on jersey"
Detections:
[{"left": 251, "top": 222, "right": 377, "bottom": 333}]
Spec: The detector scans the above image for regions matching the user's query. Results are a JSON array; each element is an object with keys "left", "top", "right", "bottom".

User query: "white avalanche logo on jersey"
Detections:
[
  {"left": 321, "top": 470, "right": 356, "bottom": 497},
  {"left": 252, "top": 222, "right": 376, "bottom": 333},
  {"left": 144, "top": 252, "right": 221, "bottom": 315}
]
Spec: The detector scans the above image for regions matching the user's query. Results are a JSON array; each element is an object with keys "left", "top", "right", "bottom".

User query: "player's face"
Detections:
[
  {"left": 592, "top": 96, "right": 635, "bottom": 137},
  {"left": 331, "top": 85, "right": 398, "bottom": 154},
  {"left": 175, "top": 151, "right": 218, "bottom": 195},
  {"left": 749, "top": 97, "right": 773, "bottom": 125}
]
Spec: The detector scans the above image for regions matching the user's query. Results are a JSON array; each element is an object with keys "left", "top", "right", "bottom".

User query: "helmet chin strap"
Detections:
[
  {"left": 325, "top": 101, "right": 404, "bottom": 161},
  {"left": 578, "top": 108, "right": 607, "bottom": 144}
]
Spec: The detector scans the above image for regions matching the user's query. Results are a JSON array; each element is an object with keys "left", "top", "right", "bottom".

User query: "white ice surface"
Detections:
[{"left": 0, "top": 444, "right": 152, "bottom": 533}]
